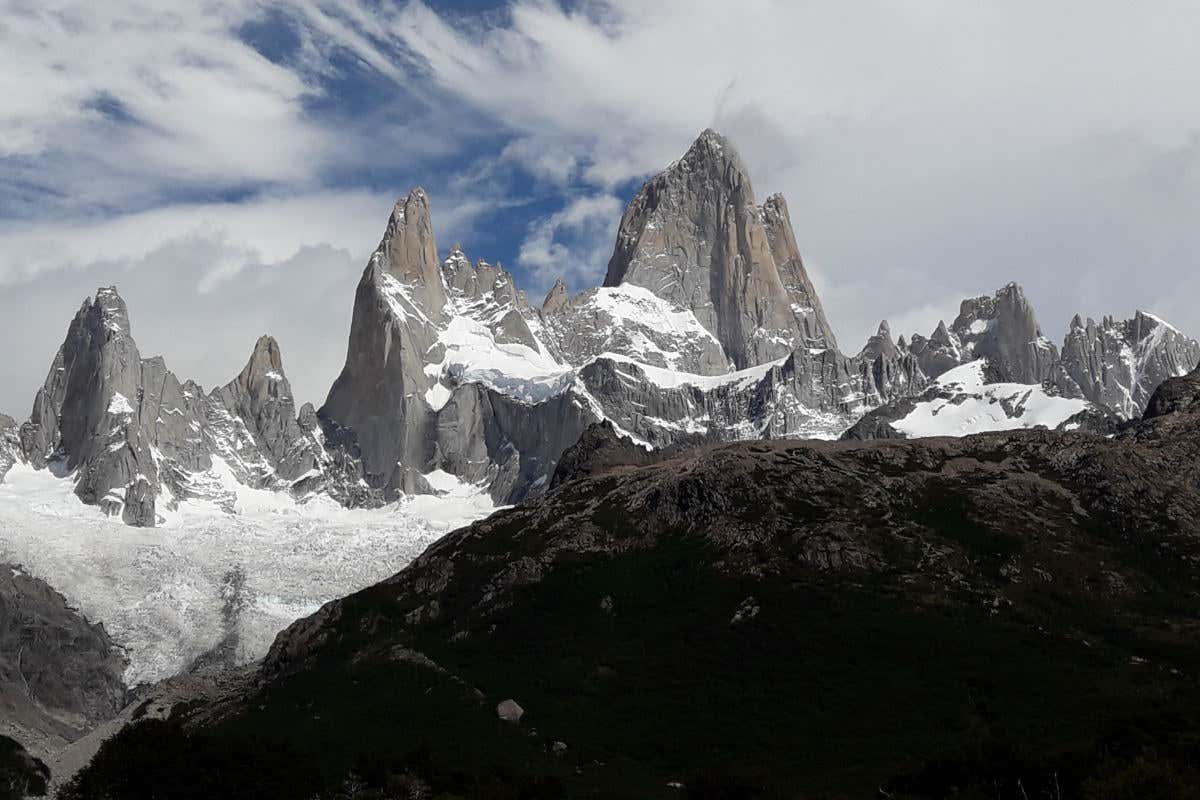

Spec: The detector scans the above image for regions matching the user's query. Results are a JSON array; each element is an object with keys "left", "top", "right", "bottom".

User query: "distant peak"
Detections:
[
  {"left": 542, "top": 277, "right": 569, "bottom": 313},
  {"left": 90, "top": 285, "right": 131, "bottom": 336},
  {"left": 877, "top": 320, "right": 892, "bottom": 338},
  {"left": 388, "top": 187, "right": 432, "bottom": 231},
  {"left": 245, "top": 335, "right": 284, "bottom": 377},
  {"left": 677, "top": 128, "right": 747, "bottom": 177}
]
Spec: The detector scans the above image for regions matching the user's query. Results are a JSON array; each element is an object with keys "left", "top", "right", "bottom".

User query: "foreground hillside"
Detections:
[{"left": 65, "top": 367, "right": 1200, "bottom": 799}]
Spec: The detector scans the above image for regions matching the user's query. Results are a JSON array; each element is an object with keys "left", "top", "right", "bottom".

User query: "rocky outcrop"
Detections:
[
  {"left": 603, "top": 129, "right": 829, "bottom": 370},
  {"left": 11, "top": 133, "right": 1197, "bottom": 522},
  {"left": 0, "top": 566, "right": 126, "bottom": 752},
  {"left": 321, "top": 190, "right": 446, "bottom": 494},
  {"left": 854, "top": 321, "right": 927, "bottom": 408},
  {"left": 209, "top": 336, "right": 324, "bottom": 489},
  {"left": 0, "top": 414, "right": 21, "bottom": 483},
  {"left": 1054, "top": 311, "right": 1200, "bottom": 418},
  {"left": 948, "top": 283, "right": 1058, "bottom": 384},
  {"left": 855, "top": 284, "right": 1195, "bottom": 440},
  {"left": 87, "top": 383, "right": 1200, "bottom": 799},
  {"left": 539, "top": 284, "right": 729, "bottom": 375},
  {"left": 433, "top": 382, "right": 594, "bottom": 504},
  {"left": 1143, "top": 363, "right": 1200, "bottom": 420},
  {"left": 16, "top": 288, "right": 337, "bottom": 525},
  {"left": 548, "top": 421, "right": 658, "bottom": 489},
  {"left": 19, "top": 288, "right": 160, "bottom": 525},
  {"left": 761, "top": 193, "right": 839, "bottom": 350}
]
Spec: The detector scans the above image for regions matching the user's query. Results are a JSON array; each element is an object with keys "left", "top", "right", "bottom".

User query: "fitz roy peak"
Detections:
[{"left": 4, "top": 130, "right": 1198, "bottom": 524}]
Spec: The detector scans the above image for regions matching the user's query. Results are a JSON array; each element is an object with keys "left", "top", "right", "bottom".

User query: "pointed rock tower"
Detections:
[
  {"left": 210, "top": 336, "right": 323, "bottom": 484},
  {"left": 20, "top": 288, "right": 159, "bottom": 524},
  {"left": 321, "top": 188, "right": 447, "bottom": 491},
  {"left": 604, "top": 129, "right": 836, "bottom": 369}
]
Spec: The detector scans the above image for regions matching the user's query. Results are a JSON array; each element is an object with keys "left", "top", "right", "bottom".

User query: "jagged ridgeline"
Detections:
[{"left": 4, "top": 130, "right": 1198, "bottom": 524}]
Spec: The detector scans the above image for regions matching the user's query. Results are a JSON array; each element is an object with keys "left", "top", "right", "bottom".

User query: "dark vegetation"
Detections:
[
  {"left": 0, "top": 736, "right": 48, "bottom": 799},
  {"left": 62, "top": 371, "right": 1200, "bottom": 798}
]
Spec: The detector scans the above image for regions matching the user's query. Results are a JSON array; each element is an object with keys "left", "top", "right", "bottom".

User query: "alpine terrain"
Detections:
[
  {"left": 3, "top": 131, "right": 1194, "bottom": 525},
  {"left": 1, "top": 129, "right": 1199, "bottom": 798}
]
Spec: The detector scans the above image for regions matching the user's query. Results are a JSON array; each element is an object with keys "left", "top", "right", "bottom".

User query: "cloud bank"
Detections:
[{"left": 2, "top": 0, "right": 1199, "bottom": 414}]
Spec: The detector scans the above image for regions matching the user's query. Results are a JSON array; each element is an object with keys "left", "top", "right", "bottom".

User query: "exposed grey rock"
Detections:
[
  {"left": 17, "top": 288, "right": 335, "bottom": 524},
  {"left": 539, "top": 285, "right": 729, "bottom": 375},
  {"left": 909, "top": 320, "right": 964, "bottom": 380},
  {"left": 540, "top": 277, "right": 568, "bottom": 315},
  {"left": 441, "top": 247, "right": 538, "bottom": 350},
  {"left": 0, "top": 566, "right": 126, "bottom": 750},
  {"left": 321, "top": 188, "right": 446, "bottom": 494},
  {"left": 1144, "top": 362, "right": 1200, "bottom": 420},
  {"left": 603, "top": 129, "right": 827, "bottom": 369},
  {"left": 854, "top": 322, "right": 927, "bottom": 408},
  {"left": 761, "top": 193, "right": 839, "bottom": 350},
  {"left": 496, "top": 699, "right": 524, "bottom": 723},
  {"left": 0, "top": 414, "right": 21, "bottom": 483},
  {"left": 209, "top": 335, "right": 324, "bottom": 487},
  {"left": 1054, "top": 311, "right": 1200, "bottom": 418},
  {"left": 19, "top": 288, "right": 160, "bottom": 525},
  {"left": 14, "top": 133, "right": 1197, "bottom": 524},
  {"left": 433, "top": 383, "right": 593, "bottom": 504}
]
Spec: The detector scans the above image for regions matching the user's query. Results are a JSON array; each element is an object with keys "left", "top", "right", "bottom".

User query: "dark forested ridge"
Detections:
[{"left": 64, "top": 366, "right": 1200, "bottom": 799}]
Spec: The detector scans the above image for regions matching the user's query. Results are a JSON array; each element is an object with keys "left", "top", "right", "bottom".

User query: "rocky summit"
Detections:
[{"left": 3, "top": 130, "right": 1198, "bottom": 524}]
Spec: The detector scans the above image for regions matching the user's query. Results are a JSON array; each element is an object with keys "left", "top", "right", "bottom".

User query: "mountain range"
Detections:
[
  {"left": 58, "top": 359, "right": 1200, "bottom": 799},
  {"left": 2, "top": 129, "right": 1197, "bottom": 526}
]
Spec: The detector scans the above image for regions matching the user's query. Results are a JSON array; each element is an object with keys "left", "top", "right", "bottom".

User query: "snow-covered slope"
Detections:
[
  {"left": 540, "top": 284, "right": 729, "bottom": 375},
  {"left": 0, "top": 462, "right": 494, "bottom": 686},
  {"left": 891, "top": 361, "right": 1092, "bottom": 438}
]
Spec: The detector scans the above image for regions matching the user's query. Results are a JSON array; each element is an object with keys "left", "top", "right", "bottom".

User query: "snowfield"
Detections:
[
  {"left": 0, "top": 464, "right": 495, "bottom": 687},
  {"left": 893, "top": 360, "right": 1090, "bottom": 438}
]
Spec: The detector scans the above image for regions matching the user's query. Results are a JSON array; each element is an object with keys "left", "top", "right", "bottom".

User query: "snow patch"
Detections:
[
  {"left": 107, "top": 392, "right": 134, "bottom": 415},
  {"left": 893, "top": 361, "right": 1090, "bottom": 438},
  {"left": 0, "top": 461, "right": 496, "bottom": 686}
]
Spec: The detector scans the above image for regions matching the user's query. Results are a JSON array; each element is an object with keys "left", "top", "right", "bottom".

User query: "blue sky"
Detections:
[{"left": 1, "top": 1, "right": 1199, "bottom": 412}]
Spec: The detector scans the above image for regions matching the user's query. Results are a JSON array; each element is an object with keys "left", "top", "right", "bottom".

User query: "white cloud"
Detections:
[
  {"left": 0, "top": 0, "right": 333, "bottom": 206},
  {"left": 383, "top": 0, "right": 1200, "bottom": 350},
  {"left": 517, "top": 193, "right": 622, "bottom": 294}
]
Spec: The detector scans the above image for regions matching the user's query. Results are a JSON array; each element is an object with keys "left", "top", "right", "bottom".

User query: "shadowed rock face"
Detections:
[
  {"left": 211, "top": 336, "right": 322, "bottom": 484},
  {"left": 603, "top": 129, "right": 833, "bottom": 370},
  {"left": 15, "top": 288, "right": 331, "bottom": 525},
  {"left": 0, "top": 414, "right": 20, "bottom": 483},
  {"left": 20, "top": 288, "right": 159, "bottom": 525},
  {"left": 74, "top": 370, "right": 1200, "bottom": 798},
  {"left": 761, "top": 193, "right": 840, "bottom": 351},
  {"left": 1144, "top": 362, "right": 1200, "bottom": 419},
  {"left": 1055, "top": 311, "right": 1200, "bottom": 418},
  {"left": 949, "top": 282, "right": 1058, "bottom": 384},
  {"left": 0, "top": 566, "right": 126, "bottom": 749}
]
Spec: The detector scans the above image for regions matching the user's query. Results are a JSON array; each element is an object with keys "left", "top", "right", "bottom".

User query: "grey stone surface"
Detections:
[
  {"left": 1054, "top": 311, "right": 1200, "bottom": 418},
  {"left": 210, "top": 335, "right": 324, "bottom": 486},
  {"left": 603, "top": 129, "right": 828, "bottom": 369},
  {"left": 0, "top": 414, "right": 20, "bottom": 483},
  {"left": 321, "top": 188, "right": 447, "bottom": 494},
  {"left": 11, "top": 132, "right": 1198, "bottom": 522},
  {"left": 19, "top": 288, "right": 161, "bottom": 525},
  {"left": 0, "top": 566, "right": 126, "bottom": 752},
  {"left": 538, "top": 285, "right": 729, "bottom": 375},
  {"left": 17, "top": 288, "right": 337, "bottom": 524}
]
